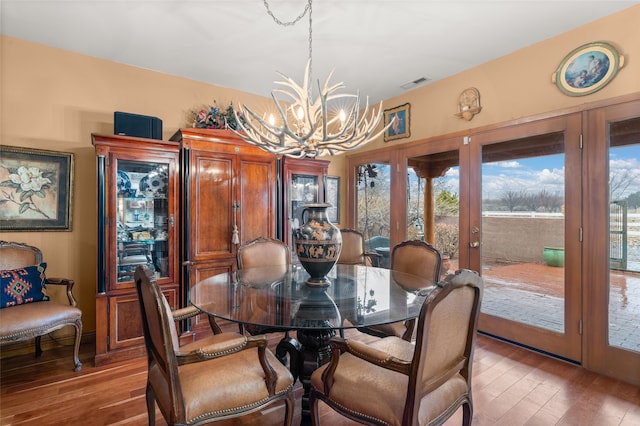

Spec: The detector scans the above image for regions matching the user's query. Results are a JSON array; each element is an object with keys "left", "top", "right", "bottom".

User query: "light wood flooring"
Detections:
[{"left": 1, "top": 330, "right": 639, "bottom": 426}]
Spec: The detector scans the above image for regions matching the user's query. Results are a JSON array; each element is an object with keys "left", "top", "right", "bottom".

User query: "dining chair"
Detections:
[
  {"left": 359, "top": 240, "right": 443, "bottom": 341},
  {"left": 134, "top": 265, "right": 295, "bottom": 426},
  {"left": 309, "top": 268, "right": 483, "bottom": 426},
  {"left": 337, "top": 228, "right": 381, "bottom": 267},
  {"left": 237, "top": 236, "right": 290, "bottom": 335}
]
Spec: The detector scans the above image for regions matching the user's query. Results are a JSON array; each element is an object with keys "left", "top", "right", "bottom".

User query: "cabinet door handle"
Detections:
[{"left": 169, "top": 215, "right": 175, "bottom": 227}]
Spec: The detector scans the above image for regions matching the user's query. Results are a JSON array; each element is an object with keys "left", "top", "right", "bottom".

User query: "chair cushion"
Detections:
[
  {"left": 0, "top": 300, "right": 81, "bottom": 341},
  {"left": 1, "top": 263, "right": 49, "bottom": 308},
  {"left": 149, "top": 345, "right": 293, "bottom": 422},
  {"left": 312, "top": 348, "right": 409, "bottom": 425},
  {"left": 311, "top": 337, "right": 468, "bottom": 426}
]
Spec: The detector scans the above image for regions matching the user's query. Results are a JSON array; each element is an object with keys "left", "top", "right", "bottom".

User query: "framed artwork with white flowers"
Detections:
[{"left": 0, "top": 145, "right": 74, "bottom": 231}]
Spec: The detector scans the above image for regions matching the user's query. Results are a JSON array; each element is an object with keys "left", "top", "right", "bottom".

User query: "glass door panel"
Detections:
[
  {"left": 116, "top": 160, "right": 170, "bottom": 283},
  {"left": 289, "top": 174, "right": 319, "bottom": 261},
  {"left": 406, "top": 151, "right": 461, "bottom": 276},
  {"left": 608, "top": 118, "right": 640, "bottom": 354},
  {"left": 471, "top": 115, "right": 582, "bottom": 362},
  {"left": 356, "top": 162, "right": 391, "bottom": 268},
  {"left": 585, "top": 102, "right": 640, "bottom": 385},
  {"left": 481, "top": 143, "right": 566, "bottom": 333}
]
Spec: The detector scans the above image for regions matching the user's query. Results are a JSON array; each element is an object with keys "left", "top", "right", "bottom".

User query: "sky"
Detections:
[{"left": 434, "top": 144, "right": 640, "bottom": 201}]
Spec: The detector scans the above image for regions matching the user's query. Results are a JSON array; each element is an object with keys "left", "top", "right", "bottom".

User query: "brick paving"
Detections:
[{"left": 448, "top": 260, "right": 640, "bottom": 353}]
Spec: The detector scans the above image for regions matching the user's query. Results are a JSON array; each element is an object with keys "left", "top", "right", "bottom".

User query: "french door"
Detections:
[
  {"left": 584, "top": 100, "right": 640, "bottom": 385},
  {"left": 349, "top": 97, "right": 640, "bottom": 383},
  {"left": 398, "top": 115, "right": 582, "bottom": 361},
  {"left": 469, "top": 114, "right": 583, "bottom": 361}
]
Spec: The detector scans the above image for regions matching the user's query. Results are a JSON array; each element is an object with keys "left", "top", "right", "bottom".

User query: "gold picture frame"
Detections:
[
  {"left": 0, "top": 145, "right": 74, "bottom": 231},
  {"left": 384, "top": 103, "right": 411, "bottom": 142},
  {"left": 553, "top": 41, "right": 624, "bottom": 97}
]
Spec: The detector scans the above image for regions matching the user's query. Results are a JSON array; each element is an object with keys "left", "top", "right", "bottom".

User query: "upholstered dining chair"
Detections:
[
  {"left": 359, "top": 240, "right": 443, "bottom": 341},
  {"left": 337, "top": 228, "right": 381, "bottom": 267},
  {"left": 309, "top": 269, "right": 483, "bottom": 426},
  {"left": 238, "top": 236, "right": 290, "bottom": 270},
  {"left": 237, "top": 236, "right": 290, "bottom": 335},
  {"left": 134, "top": 265, "right": 295, "bottom": 426}
]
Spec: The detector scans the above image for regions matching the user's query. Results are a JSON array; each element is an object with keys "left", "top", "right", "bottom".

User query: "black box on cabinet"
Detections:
[{"left": 114, "top": 111, "right": 162, "bottom": 140}]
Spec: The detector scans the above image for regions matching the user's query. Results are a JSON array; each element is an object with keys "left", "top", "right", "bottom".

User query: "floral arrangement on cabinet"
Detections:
[{"left": 190, "top": 100, "right": 245, "bottom": 130}]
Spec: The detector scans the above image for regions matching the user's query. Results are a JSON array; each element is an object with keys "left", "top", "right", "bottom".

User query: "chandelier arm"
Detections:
[
  {"left": 237, "top": 103, "right": 284, "bottom": 142},
  {"left": 231, "top": 1, "right": 388, "bottom": 158},
  {"left": 316, "top": 102, "right": 388, "bottom": 151}
]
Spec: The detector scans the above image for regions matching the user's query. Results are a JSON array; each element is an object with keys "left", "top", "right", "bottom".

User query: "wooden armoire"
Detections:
[{"left": 172, "top": 128, "right": 280, "bottom": 337}]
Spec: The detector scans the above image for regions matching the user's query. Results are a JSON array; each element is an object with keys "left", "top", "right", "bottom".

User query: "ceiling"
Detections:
[{"left": 2, "top": 1, "right": 637, "bottom": 103}]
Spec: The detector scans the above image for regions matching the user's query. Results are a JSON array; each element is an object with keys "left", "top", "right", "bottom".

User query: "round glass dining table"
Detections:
[{"left": 190, "top": 263, "right": 437, "bottom": 423}]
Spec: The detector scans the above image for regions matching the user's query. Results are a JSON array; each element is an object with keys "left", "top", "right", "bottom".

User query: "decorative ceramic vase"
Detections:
[{"left": 294, "top": 203, "right": 342, "bottom": 286}]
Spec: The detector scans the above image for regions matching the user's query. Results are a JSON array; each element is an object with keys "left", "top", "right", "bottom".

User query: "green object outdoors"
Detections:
[{"left": 543, "top": 246, "right": 565, "bottom": 267}]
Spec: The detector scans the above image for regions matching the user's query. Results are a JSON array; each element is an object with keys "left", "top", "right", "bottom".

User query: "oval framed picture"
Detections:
[{"left": 554, "top": 41, "right": 623, "bottom": 96}]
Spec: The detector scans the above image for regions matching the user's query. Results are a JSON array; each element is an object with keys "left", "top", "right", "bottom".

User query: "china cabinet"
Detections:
[
  {"left": 93, "top": 134, "right": 180, "bottom": 366},
  {"left": 281, "top": 157, "right": 329, "bottom": 260},
  {"left": 93, "top": 130, "right": 329, "bottom": 364}
]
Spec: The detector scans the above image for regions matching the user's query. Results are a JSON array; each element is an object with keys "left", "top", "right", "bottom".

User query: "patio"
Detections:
[{"left": 466, "top": 261, "right": 640, "bottom": 353}]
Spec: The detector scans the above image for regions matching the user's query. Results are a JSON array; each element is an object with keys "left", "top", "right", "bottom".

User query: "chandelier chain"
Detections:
[
  {"left": 263, "top": 0, "right": 313, "bottom": 74},
  {"left": 233, "top": 0, "right": 391, "bottom": 158},
  {"left": 308, "top": 0, "right": 312, "bottom": 79},
  {"left": 262, "top": 0, "right": 310, "bottom": 27}
]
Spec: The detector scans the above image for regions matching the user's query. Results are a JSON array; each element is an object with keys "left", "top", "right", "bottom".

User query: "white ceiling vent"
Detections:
[{"left": 400, "top": 77, "right": 430, "bottom": 90}]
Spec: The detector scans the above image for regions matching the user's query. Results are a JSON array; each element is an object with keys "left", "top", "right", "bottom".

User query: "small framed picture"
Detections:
[
  {"left": 0, "top": 145, "right": 74, "bottom": 231},
  {"left": 324, "top": 176, "right": 340, "bottom": 224},
  {"left": 384, "top": 103, "right": 411, "bottom": 142},
  {"left": 553, "top": 41, "right": 624, "bottom": 97}
]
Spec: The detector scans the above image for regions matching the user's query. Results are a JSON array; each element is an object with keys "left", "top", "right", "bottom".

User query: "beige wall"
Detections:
[
  {"left": 0, "top": 36, "right": 275, "bottom": 332},
  {"left": 1, "top": 5, "right": 638, "bottom": 334},
  {"left": 359, "top": 5, "right": 640, "bottom": 154}
]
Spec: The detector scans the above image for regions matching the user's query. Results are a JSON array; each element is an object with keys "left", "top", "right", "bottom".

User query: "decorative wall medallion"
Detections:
[
  {"left": 455, "top": 87, "right": 481, "bottom": 121},
  {"left": 552, "top": 41, "right": 624, "bottom": 96}
]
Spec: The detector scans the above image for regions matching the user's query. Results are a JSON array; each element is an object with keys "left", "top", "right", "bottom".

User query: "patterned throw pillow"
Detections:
[{"left": 1, "top": 263, "right": 49, "bottom": 308}]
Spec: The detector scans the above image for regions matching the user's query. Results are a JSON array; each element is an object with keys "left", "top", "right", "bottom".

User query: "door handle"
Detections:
[{"left": 470, "top": 241, "right": 480, "bottom": 248}]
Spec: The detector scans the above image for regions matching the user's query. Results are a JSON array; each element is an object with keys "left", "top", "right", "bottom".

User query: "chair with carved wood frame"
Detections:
[
  {"left": 0, "top": 240, "right": 83, "bottom": 371},
  {"left": 134, "top": 265, "right": 295, "bottom": 426},
  {"left": 309, "top": 269, "right": 483, "bottom": 426},
  {"left": 359, "top": 240, "right": 443, "bottom": 341},
  {"left": 237, "top": 236, "right": 291, "bottom": 335},
  {"left": 337, "top": 228, "right": 381, "bottom": 267}
]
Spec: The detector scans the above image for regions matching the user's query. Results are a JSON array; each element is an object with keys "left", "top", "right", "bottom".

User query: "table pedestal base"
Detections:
[{"left": 275, "top": 328, "right": 336, "bottom": 425}]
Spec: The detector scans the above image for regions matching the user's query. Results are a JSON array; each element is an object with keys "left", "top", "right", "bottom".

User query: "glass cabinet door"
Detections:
[
  {"left": 116, "top": 160, "right": 170, "bottom": 283},
  {"left": 289, "top": 174, "right": 319, "bottom": 258}
]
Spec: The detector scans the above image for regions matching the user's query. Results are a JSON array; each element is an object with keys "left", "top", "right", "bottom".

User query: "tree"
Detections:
[
  {"left": 626, "top": 191, "right": 640, "bottom": 208},
  {"left": 501, "top": 190, "right": 521, "bottom": 212},
  {"left": 435, "top": 189, "right": 459, "bottom": 216}
]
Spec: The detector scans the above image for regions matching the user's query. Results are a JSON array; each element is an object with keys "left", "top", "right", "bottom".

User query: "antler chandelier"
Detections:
[{"left": 230, "top": 0, "right": 389, "bottom": 158}]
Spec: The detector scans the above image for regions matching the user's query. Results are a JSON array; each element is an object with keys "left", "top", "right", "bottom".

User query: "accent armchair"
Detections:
[{"left": 0, "top": 241, "right": 83, "bottom": 371}]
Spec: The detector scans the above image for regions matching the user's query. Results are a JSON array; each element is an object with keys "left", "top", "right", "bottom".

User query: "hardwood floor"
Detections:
[{"left": 1, "top": 330, "right": 639, "bottom": 426}]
